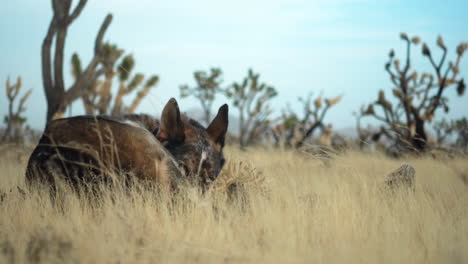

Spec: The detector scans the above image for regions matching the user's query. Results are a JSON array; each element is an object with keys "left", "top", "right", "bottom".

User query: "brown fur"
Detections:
[
  {"left": 25, "top": 98, "right": 229, "bottom": 191},
  {"left": 25, "top": 116, "right": 182, "bottom": 191}
]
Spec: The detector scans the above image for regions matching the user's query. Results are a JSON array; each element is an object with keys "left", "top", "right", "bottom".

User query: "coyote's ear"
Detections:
[
  {"left": 157, "top": 98, "right": 185, "bottom": 143},
  {"left": 207, "top": 104, "right": 229, "bottom": 147}
]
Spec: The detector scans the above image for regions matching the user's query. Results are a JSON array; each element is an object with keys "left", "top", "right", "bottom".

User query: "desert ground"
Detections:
[{"left": 1, "top": 146, "right": 467, "bottom": 263}]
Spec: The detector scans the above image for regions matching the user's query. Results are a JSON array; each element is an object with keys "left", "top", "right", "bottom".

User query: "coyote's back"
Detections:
[{"left": 25, "top": 116, "right": 181, "bottom": 190}]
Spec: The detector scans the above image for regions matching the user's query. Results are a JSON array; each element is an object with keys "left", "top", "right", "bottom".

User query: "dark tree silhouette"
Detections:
[
  {"left": 42, "top": 0, "right": 113, "bottom": 121},
  {"left": 361, "top": 33, "right": 467, "bottom": 151}
]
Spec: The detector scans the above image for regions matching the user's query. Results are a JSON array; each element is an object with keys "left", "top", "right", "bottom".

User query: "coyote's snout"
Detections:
[{"left": 25, "top": 98, "right": 229, "bottom": 191}]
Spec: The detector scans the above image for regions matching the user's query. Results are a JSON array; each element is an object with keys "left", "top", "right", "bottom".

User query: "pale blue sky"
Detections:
[{"left": 0, "top": 0, "right": 467, "bottom": 130}]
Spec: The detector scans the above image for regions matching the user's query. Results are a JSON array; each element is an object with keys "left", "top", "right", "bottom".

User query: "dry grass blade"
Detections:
[{"left": 1, "top": 147, "right": 467, "bottom": 263}]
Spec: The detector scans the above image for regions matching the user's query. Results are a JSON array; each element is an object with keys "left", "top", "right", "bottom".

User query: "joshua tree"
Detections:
[
  {"left": 271, "top": 93, "right": 341, "bottom": 148},
  {"left": 180, "top": 68, "right": 223, "bottom": 125},
  {"left": 42, "top": 0, "right": 113, "bottom": 122},
  {"left": 71, "top": 46, "right": 159, "bottom": 115},
  {"left": 226, "top": 69, "right": 277, "bottom": 148},
  {"left": 361, "top": 33, "right": 467, "bottom": 151},
  {"left": 2, "top": 76, "right": 32, "bottom": 143}
]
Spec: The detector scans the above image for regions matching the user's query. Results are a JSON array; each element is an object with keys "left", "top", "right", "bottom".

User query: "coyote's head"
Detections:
[{"left": 156, "top": 98, "right": 229, "bottom": 186}]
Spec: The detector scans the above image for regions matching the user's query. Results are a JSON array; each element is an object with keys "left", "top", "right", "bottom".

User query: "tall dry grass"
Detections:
[{"left": 0, "top": 146, "right": 467, "bottom": 263}]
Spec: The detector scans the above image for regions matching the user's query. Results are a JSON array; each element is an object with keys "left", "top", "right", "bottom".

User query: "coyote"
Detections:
[{"left": 25, "top": 98, "right": 229, "bottom": 191}]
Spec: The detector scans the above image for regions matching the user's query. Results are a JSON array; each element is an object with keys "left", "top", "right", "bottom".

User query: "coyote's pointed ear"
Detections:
[
  {"left": 157, "top": 98, "right": 185, "bottom": 143},
  {"left": 207, "top": 104, "right": 229, "bottom": 147}
]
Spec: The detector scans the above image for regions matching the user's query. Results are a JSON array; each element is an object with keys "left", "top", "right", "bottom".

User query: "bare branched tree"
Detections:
[
  {"left": 71, "top": 47, "right": 159, "bottom": 115},
  {"left": 2, "top": 76, "right": 32, "bottom": 143},
  {"left": 361, "top": 33, "right": 467, "bottom": 151},
  {"left": 42, "top": 0, "right": 113, "bottom": 121},
  {"left": 226, "top": 69, "right": 277, "bottom": 148},
  {"left": 180, "top": 68, "right": 223, "bottom": 125},
  {"left": 271, "top": 93, "right": 341, "bottom": 148}
]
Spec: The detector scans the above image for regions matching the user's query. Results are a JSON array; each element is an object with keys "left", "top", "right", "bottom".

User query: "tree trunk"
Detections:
[{"left": 412, "top": 117, "right": 427, "bottom": 151}]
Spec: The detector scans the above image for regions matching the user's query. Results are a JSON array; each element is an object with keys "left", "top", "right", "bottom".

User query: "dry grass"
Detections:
[{"left": 1, "top": 146, "right": 467, "bottom": 263}]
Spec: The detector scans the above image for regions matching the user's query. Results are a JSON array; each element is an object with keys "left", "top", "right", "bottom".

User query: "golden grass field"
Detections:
[{"left": 1, "top": 146, "right": 467, "bottom": 263}]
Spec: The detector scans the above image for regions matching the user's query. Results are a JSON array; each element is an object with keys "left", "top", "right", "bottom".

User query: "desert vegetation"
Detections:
[
  {"left": 72, "top": 46, "right": 159, "bottom": 116},
  {"left": 1, "top": 0, "right": 468, "bottom": 263},
  {"left": 359, "top": 33, "right": 467, "bottom": 152},
  {"left": 1, "top": 148, "right": 468, "bottom": 263}
]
